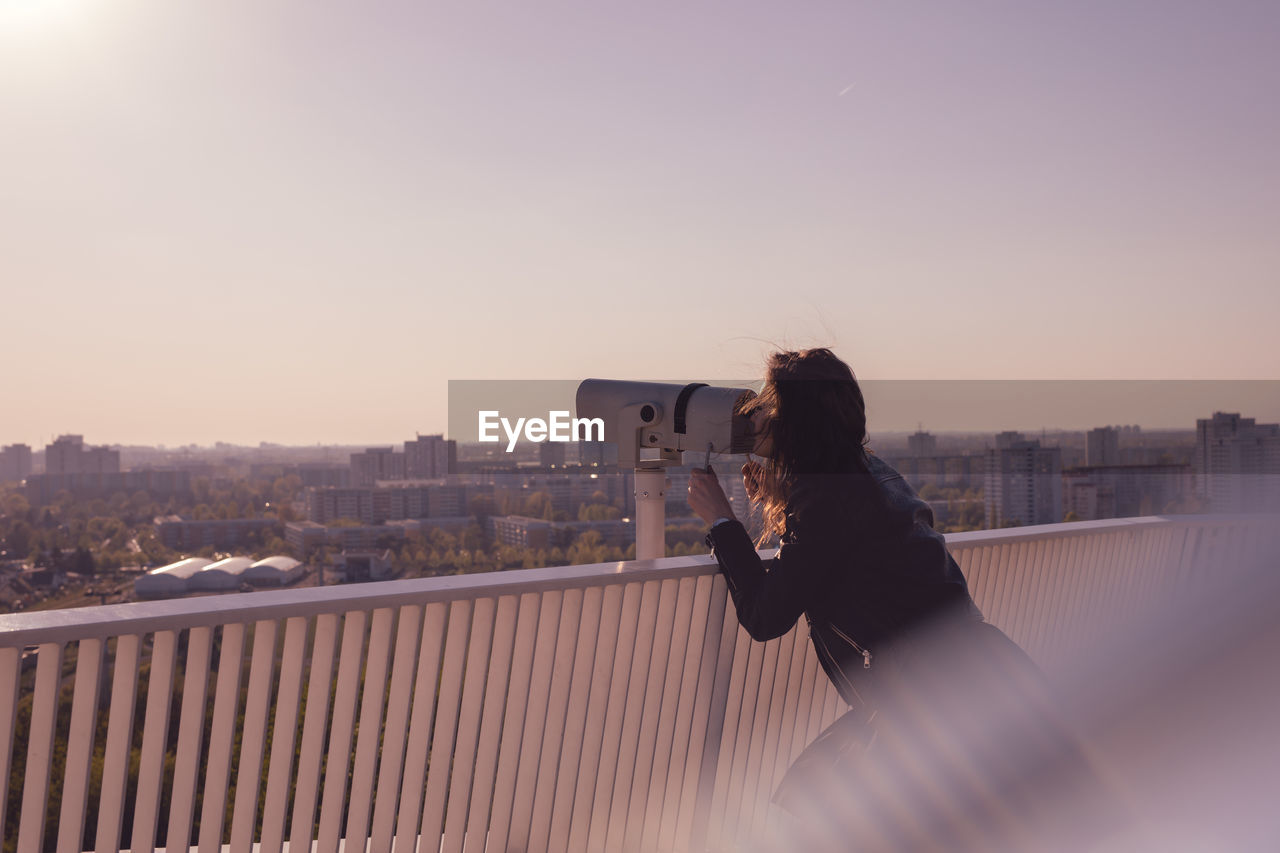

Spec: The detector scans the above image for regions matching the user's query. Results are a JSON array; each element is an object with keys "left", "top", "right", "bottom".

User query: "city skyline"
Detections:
[{"left": 4, "top": 391, "right": 1279, "bottom": 450}]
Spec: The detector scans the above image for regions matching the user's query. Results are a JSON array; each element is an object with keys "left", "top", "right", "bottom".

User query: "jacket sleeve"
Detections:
[{"left": 706, "top": 493, "right": 836, "bottom": 641}]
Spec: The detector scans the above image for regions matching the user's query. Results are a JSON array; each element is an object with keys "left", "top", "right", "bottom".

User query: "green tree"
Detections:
[{"left": 5, "top": 521, "right": 32, "bottom": 559}]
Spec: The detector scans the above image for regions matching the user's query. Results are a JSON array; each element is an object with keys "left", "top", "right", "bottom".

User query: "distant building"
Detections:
[
  {"left": 304, "top": 483, "right": 491, "bottom": 525},
  {"left": 489, "top": 515, "right": 554, "bottom": 549},
  {"left": 907, "top": 430, "right": 938, "bottom": 458},
  {"left": 487, "top": 515, "right": 639, "bottom": 550},
  {"left": 329, "top": 550, "right": 393, "bottom": 583},
  {"left": 1086, "top": 427, "right": 1122, "bottom": 467},
  {"left": 404, "top": 434, "right": 457, "bottom": 478},
  {"left": 23, "top": 470, "right": 193, "bottom": 506},
  {"left": 135, "top": 555, "right": 302, "bottom": 598},
  {"left": 45, "top": 435, "right": 120, "bottom": 475},
  {"left": 0, "top": 444, "right": 32, "bottom": 483},
  {"left": 1062, "top": 464, "right": 1192, "bottom": 520},
  {"left": 285, "top": 521, "right": 406, "bottom": 556},
  {"left": 155, "top": 515, "right": 280, "bottom": 551},
  {"left": 1194, "top": 412, "right": 1280, "bottom": 512},
  {"left": 285, "top": 463, "right": 352, "bottom": 488},
  {"left": 984, "top": 435, "right": 1063, "bottom": 527},
  {"left": 539, "top": 441, "right": 567, "bottom": 469},
  {"left": 349, "top": 447, "right": 405, "bottom": 486},
  {"left": 882, "top": 453, "right": 984, "bottom": 492},
  {"left": 578, "top": 440, "right": 618, "bottom": 468}
]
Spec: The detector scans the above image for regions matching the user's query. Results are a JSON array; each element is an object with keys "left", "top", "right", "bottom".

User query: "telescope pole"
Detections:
[{"left": 634, "top": 467, "right": 667, "bottom": 560}]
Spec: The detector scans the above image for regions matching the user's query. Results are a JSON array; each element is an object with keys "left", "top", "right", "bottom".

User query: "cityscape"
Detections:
[
  {"left": 2, "top": 409, "right": 1277, "bottom": 613},
  {"left": 3, "top": 1, "right": 1278, "bottom": 849}
]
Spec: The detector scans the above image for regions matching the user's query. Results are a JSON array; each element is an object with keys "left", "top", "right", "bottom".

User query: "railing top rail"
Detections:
[
  {"left": 942, "top": 513, "right": 1270, "bottom": 546},
  {"left": 0, "top": 514, "right": 1264, "bottom": 647},
  {"left": 0, "top": 552, "right": 729, "bottom": 647}
]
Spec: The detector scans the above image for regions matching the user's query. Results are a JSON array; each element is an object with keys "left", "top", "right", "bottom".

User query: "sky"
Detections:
[{"left": 2, "top": 0, "right": 1278, "bottom": 446}]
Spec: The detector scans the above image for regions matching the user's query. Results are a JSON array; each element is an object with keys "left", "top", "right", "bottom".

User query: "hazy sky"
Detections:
[{"left": 3, "top": 1, "right": 1278, "bottom": 446}]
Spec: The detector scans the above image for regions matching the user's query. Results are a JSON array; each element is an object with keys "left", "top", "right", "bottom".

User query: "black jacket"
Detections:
[{"left": 706, "top": 454, "right": 983, "bottom": 707}]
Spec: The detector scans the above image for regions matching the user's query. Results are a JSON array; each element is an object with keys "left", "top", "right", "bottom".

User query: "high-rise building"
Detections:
[
  {"left": 984, "top": 435, "right": 1063, "bottom": 528},
  {"left": 350, "top": 447, "right": 405, "bottom": 486},
  {"left": 907, "top": 430, "right": 938, "bottom": 457},
  {"left": 1086, "top": 426, "right": 1121, "bottom": 466},
  {"left": 0, "top": 444, "right": 32, "bottom": 483},
  {"left": 1194, "top": 412, "right": 1280, "bottom": 512},
  {"left": 44, "top": 435, "right": 120, "bottom": 475},
  {"left": 45, "top": 435, "right": 85, "bottom": 475},
  {"left": 404, "top": 434, "right": 457, "bottom": 479}
]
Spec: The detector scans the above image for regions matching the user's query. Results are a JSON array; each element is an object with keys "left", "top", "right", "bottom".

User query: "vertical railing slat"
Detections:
[
  {"left": 95, "top": 633, "right": 141, "bottom": 853},
  {"left": 55, "top": 637, "right": 103, "bottom": 853},
  {"left": 130, "top": 629, "right": 179, "bottom": 852},
  {"left": 229, "top": 619, "right": 280, "bottom": 853},
  {"left": 750, "top": 626, "right": 801, "bottom": 838},
  {"left": 640, "top": 575, "right": 699, "bottom": 853},
  {"left": 564, "top": 585, "right": 627, "bottom": 853},
  {"left": 657, "top": 574, "right": 715, "bottom": 853},
  {"left": 583, "top": 582, "right": 643, "bottom": 853},
  {"left": 442, "top": 597, "right": 498, "bottom": 853},
  {"left": 197, "top": 622, "right": 247, "bottom": 852},
  {"left": 344, "top": 606, "right": 397, "bottom": 852},
  {"left": 288, "top": 612, "right": 340, "bottom": 853},
  {"left": 393, "top": 601, "right": 449, "bottom": 852},
  {"left": 702, "top": 591, "right": 753, "bottom": 852},
  {"left": 764, "top": 616, "right": 816, "bottom": 838},
  {"left": 526, "top": 588, "right": 585, "bottom": 853},
  {"left": 682, "top": 575, "right": 735, "bottom": 853},
  {"left": 735, "top": 634, "right": 783, "bottom": 844},
  {"left": 16, "top": 642, "right": 63, "bottom": 853},
  {"left": 370, "top": 605, "right": 425, "bottom": 853},
  {"left": 719, "top": 631, "right": 767, "bottom": 843},
  {"left": 0, "top": 646, "right": 18, "bottom": 844},
  {"left": 602, "top": 579, "right": 662, "bottom": 853},
  {"left": 503, "top": 591, "right": 564, "bottom": 852},
  {"left": 462, "top": 593, "right": 521, "bottom": 853},
  {"left": 418, "top": 599, "right": 476, "bottom": 849},
  {"left": 481, "top": 591, "right": 543, "bottom": 853},
  {"left": 546, "top": 586, "right": 606, "bottom": 853},
  {"left": 316, "top": 609, "right": 369, "bottom": 853},
  {"left": 622, "top": 577, "right": 681, "bottom": 852},
  {"left": 164, "top": 625, "right": 213, "bottom": 853},
  {"left": 259, "top": 615, "right": 310, "bottom": 853}
]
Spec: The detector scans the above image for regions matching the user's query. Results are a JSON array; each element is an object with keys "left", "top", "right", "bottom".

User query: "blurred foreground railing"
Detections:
[{"left": 0, "top": 514, "right": 1275, "bottom": 853}]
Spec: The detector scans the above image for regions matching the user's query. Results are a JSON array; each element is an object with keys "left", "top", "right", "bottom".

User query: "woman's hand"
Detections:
[{"left": 688, "top": 468, "right": 735, "bottom": 526}]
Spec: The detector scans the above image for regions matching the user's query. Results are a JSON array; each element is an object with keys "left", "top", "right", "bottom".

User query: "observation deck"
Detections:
[{"left": 0, "top": 515, "right": 1273, "bottom": 852}]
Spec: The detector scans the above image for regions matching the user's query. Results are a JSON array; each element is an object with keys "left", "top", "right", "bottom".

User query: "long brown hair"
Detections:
[{"left": 739, "top": 348, "right": 869, "bottom": 545}]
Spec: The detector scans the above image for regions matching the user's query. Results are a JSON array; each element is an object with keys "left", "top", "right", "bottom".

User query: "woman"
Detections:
[{"left": 687, "top": 349, "right": 1113, "bottom": 851}]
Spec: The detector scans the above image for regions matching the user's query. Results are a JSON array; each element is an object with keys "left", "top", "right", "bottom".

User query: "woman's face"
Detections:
[{"left": 750, "top": 408, "right": 775, "bottom": 458}]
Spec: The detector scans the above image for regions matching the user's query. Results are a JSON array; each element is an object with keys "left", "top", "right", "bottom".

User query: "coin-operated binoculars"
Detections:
[{"left": 575, "top": 380, "right": 756, "bottom": 560}]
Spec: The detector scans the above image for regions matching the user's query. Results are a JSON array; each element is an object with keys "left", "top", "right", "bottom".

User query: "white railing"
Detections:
[{"left": 0, "top": 515, "right": 1274, "bottom": 853}]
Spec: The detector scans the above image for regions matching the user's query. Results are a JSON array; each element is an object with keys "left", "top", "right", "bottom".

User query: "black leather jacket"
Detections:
[{"left": 706, "top": 454, "right": 983, "bottom": 707}]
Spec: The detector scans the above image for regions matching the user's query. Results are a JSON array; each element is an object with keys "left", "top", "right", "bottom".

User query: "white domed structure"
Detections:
[
  {"left": 188, "top": 556, "right": 254, "bottom": 591},
  {"left": 134, "top": 557, "right": 212, "bottom": 599},
  {"left": 244, "top": 555, "right": 305, "bottom": 586}
]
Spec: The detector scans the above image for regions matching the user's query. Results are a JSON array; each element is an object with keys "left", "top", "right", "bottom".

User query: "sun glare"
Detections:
[{"left": 0, "top": 0, "right": 87, "bottom": 34}]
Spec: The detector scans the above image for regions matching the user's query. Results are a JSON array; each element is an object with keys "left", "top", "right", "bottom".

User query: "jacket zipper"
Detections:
[
  {"left": 829, "top": 623, "right": 873, "bottom": 669},
  {"left": 809, "top": 622, "right": 864, "bottom": 703}
]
